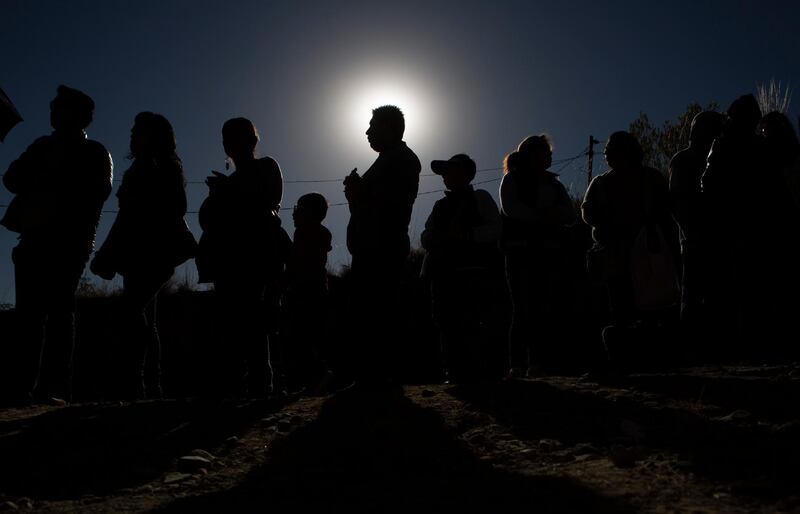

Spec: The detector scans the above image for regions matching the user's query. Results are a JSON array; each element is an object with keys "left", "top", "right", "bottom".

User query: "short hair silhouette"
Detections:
[
  {"left": 50, "top": 85, "right": 94, "bottom": 131},
  {"left": 222, "top": 117, "right": 259, "bottom": 158},
  {"left": 371, "top": 105, "right": 405, "bottom": 138},
  {"left": 605, "top": 131, "right": 644, "bottom": 166},
  {"left": 504, "top": 134, "right": 553, "bottom": 174},
  {"left": 130, "top": 112, "right": 177, "bottom": 160},
  {"left": 297, "top": 192, "right": 328, "bottom": 223}
]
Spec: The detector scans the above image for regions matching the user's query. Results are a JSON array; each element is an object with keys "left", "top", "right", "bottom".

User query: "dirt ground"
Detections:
[{"left": 1, "top": 365, "right": 799, "bottom": 513}]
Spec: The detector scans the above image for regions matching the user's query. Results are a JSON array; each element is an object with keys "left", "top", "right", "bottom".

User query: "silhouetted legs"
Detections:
[
  {"left": 113, "top": 271, "right": 171, "bottom": 400},
  {"left": 12, "top": 241, "right": 85, "bottom": 403},
  {"left": 431, "top": 269, "right": 493, "bottom": 383},
  {"left": 349, "top": 252, "right": 405, "bottom": 387},
  {"left": 506, "top": 250, "right": 560, "bottom": 375},
  {"left": 282, "top": 288, "right": 329, "bottom": 394},
  {"left": 214, "top": 278, "right": 273, "bottom": 398}
]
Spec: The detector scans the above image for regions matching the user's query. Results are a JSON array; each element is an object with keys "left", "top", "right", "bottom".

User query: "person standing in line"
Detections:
[
  {"left": 421, "top": 154, "right": 502, "bottom": 383},
  {"left": 282, "top": 192, "right": 333, "bottom": 395},
  {"left": 668, "top": 111, "right": 723, "bottom": 353},
  {"left": 343, "top": 105, "right": 421, "bottom": 388},
  {"left": 90, "top": 112, "right": 196, "bottom": 400},
  {"left": 1, "top": 85, "right": 113, "bottom": 405},
  {"left": 500, "top": 135, "right": 576, "bottom": 378},
  {"left": 196, "top": 117, "right": 289, "bottom": 398}
]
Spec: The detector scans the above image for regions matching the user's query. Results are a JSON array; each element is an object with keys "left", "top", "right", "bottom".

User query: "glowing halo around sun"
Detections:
[{"left": 329, "top": 68, "right": 442, "bottom": 160}]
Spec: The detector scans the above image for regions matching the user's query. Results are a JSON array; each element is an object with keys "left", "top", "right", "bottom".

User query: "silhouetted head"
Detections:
[
  {"left": 516, "top": 134, "right": 553, "bottom": 172},
  {"left": 50, "top": 85, "right": 95, "bottom": 132},
  {"left": 222, "top": 117, "right": 259, "bottom": 164},
  {"left": 503, "top": 151, "right": 524, "bottom": 175},
  {"left": 431, "top": 154, "right": 476, "bottom": 190},
  {"left": 758, "top": 111, "right": 800, "bottom": 164},
  {"left": 366, "top": 105, "right": 404, "bottom": 152},
  {"left": 130, "top": 112, "right": 176, "bottom": 161},
  {"left": 604, "top": 131, "right": 644, "bottom": 171},
  {"left": 293, "top": 192, "right": 328, "bottom": 228},
  {"left": 725, "top": 94, "right": 762, "bottom": 136},
  {"left": 689, "top": 111, "right": 724, "bottom": 150}
]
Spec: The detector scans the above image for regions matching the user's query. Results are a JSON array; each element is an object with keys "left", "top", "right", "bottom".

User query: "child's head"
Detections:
[
  {"left": 293, "top": 192, "right": 328, "bottom": 227},
  {"left": 430, "top": 154, "right": 476, "bottom": 190}
]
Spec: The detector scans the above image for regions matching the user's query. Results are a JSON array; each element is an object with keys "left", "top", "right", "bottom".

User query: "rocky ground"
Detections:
[{"left": 1, "top": 365, "right": 799, "bottom": 513}]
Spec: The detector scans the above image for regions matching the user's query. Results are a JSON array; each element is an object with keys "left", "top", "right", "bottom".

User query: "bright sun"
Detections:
[{"left": 331, "top": 67, "right": 441, "bottom": 157}]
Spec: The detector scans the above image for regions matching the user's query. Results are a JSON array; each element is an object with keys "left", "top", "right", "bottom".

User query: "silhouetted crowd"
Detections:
[{"left": 2, "top": 86, "right": 799, "bottom": 406}]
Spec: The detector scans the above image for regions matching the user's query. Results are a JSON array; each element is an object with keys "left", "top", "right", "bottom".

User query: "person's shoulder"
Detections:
[
  {"left": 473, "top": 187, "right": 498, "bottom": 204},
  {"left": 398, "top": 142, "right": 421, "bottom": 170},
  {"left": 588, "top": 170, "right": 611, "bottom": 189},
  {"left": 669, "top": 148, "right": 698, "bottom": 170},
  {"left": 84, "top": 138, "right": 110, "bottom": 155},
  {"left": 255, "top": 156, "right": 281, "bottom": 173}
]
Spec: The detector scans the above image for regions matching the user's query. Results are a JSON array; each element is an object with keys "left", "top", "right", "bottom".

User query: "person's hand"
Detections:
[
  {"left": 343, "top": 168, "right": 362, "bottom": 204},
  {"left": 205, "top": 170, "right": 228, "bottom": 191}
]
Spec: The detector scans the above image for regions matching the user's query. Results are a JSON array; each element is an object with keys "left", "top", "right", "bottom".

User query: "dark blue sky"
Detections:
[{"left": 2, "top": 0, "right": 799, "bottom": 302}]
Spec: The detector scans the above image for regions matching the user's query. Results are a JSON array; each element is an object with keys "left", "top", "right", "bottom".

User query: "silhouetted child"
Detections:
[
  {"left": 421, "top": 154, "right": 502, "bottom": 383},
  {"left": 283, "top": 192, "right": 333, "bottom": 394}
]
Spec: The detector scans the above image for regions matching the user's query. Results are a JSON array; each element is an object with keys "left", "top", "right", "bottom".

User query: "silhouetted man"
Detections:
[
  {"left": 1, "top": 85, "right": 113, "bottom": 404},
  {"left": 343, "top": 105, "right": 421, "bottom": 386},
  {"left": 668, "top": 111, "right": 723, "bottom": 336}
]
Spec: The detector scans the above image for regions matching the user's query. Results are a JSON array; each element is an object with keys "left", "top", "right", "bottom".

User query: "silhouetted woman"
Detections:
[
  {"left": 500, "top": 135, "right": 575, "bottom": 378},
  {"left": 196, "top": 117, "right": 288, "bottom": 398},
  {"left": 91, "top": 112, "right": 195, "bottom": 399}
]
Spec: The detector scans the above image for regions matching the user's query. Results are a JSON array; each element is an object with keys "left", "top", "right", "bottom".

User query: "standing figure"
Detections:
[
  {"left": 196, "top": 118, "right": 289, "bottom": 398},
  {"left": 668, "top": 111, "right": 723, "bottom": 341},
  {"left": 500, "top": 136, "right": 576, "bottom": 377},
  {"left": 701, "top": 95, "right": 767, "bottom": 347},
  {"left": 283, "top": 192, "right": 333, "bottom": 394},
  {"left": 1, "top": 85, "right": 113, "bottom": 404},
  {"left": 421, "top": 154, "right": 501, "bottom": 383},
  {"left": 582, "top": 132, "right": 679, "bottom": 366},
  {"left": 343, "top": 105, "right": 421, "bottom": 387},
  {"left": 91, "top": 112, "right": 196, "bottom": 399},
  {"left": 755, "top": 111, "right": 800, "bottom": 355}
]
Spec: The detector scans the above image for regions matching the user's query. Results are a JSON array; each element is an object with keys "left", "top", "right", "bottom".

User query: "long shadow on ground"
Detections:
[
  {"left": 155, "top": 389, "right": 633, "bottom": 513},
  {"left": 0, "top": 397, "right": 289, "bottom": 500},
  {"left": 617, "top": 368, "right": 800, "bottom": 423},
  {"left": 449, "top": 380, "right": 800, "bottom": 498}
]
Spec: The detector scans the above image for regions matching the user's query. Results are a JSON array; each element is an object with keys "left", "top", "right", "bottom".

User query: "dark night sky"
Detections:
[{"left": 2, "top": 0, "right": 799, "bottom": 303}]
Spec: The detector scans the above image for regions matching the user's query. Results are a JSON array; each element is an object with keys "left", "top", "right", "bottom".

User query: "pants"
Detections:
[
  {"left": 112, "top": 269, "right": 172, "bottom": 400},
  {"left": 506, "top": 249, "right": 562, "bottom": 371},
  {"left": 281, "top": 287, "right": 329, "bottom": 393},
  {"left": 214, "top": 277, "right": 275, "bottom": 398},
  {"left": 431, "top": 269, "right": 494, "bottom": 383},
  {"left": 12, "top": 242, "right": 86, "bottom": 402},
  {"left": 349, "top": 252, "right": 406, "bottom": 385}
]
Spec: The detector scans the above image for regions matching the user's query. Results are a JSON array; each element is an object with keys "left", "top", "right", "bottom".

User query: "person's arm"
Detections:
[
  {"left": 472, "top": 189, "right": 502, "bottom": 244},
  {"left": 668, "top": 153, "right": 693, "bottom": 236},
  {"left": 420, "top": 204, "right": 439, "bottom": 251},
  {"left": 581, "top": 175, "right": 609, "bottom": 244},
  {"left": 3, "top": 138, "right": 47, "bottom": 194},
  {"left": 266, "top": 158, "right": 283, "bottom": 213}
]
